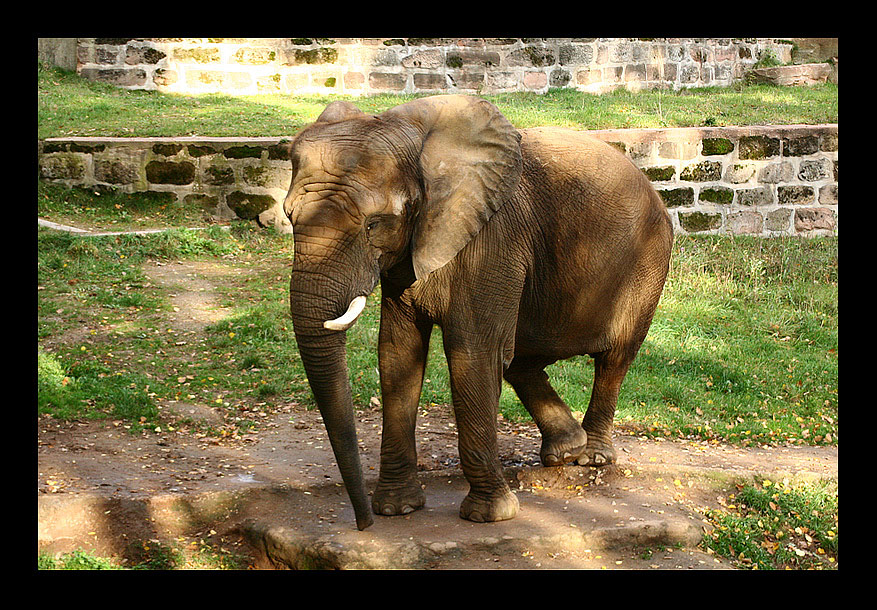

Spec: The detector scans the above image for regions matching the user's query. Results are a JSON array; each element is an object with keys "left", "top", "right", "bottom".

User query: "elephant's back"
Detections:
[
  {"left": 518, "top": 126, "right": 648, "bottom": 197},
  {"left": 517, "top": 126, "right": 663, "bottom": 236}
]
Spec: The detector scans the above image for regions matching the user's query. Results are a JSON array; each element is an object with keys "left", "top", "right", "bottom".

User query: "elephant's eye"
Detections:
[{"left": 366, "top": 217, "right": 381, "bottom": 234}]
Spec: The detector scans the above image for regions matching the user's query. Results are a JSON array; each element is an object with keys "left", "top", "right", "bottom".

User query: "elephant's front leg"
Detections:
[
  {"left": 373, "top": 296, "right": 432, "bottom": 516},
  {"left": 444, "top": 340, "right": 519, "bottom": 523}
]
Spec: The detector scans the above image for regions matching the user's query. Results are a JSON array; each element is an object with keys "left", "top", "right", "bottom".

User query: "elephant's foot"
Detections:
[
  {"left": 575, "top": 435, "right": 617, "bottom": 467},
  {"left": 540, "top": 427, "right": 588, "bottom": 466},
  {"left": 372, "top": 482, "right": 426, "bottom": 516},
  {"left": 460, "top": 488, "right": 519, "bottom": 523}
]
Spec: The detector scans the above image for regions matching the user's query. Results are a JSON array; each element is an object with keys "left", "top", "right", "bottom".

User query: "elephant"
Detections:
[{"left": 283, "top": 94, "right": 673, "bottom": 530}]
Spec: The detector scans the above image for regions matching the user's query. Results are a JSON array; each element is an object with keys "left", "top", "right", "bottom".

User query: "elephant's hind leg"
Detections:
[
  {"left": 504, "top": 358, "right": 588, "bottom": 466},
  {"left": 576, "top": 350, "right": 634, "bottom": 467}
]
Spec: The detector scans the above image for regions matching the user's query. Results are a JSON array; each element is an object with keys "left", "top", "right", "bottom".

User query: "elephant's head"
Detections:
[{"left": 284, "top": 95, "right": 522, "bottom": 529}]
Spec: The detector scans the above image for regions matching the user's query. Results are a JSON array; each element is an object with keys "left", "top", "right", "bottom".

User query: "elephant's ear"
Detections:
[
  {"left": 315, "top": 100, "right": 364, "bottom": 124},
  {"left": 383, "top": 95, "right": 522, "bottom": 281}
]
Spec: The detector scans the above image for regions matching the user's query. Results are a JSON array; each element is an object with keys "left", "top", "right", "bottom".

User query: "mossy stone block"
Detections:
[
  {"left": 680, "top": 160, "right": 722, "bottom": 182},
  {"left": 145, "top": 160, "right": 195, "bottom": 185},
  {"left": 699, "top": 186, "right": 734, "bottom": 204},
  {"left": 643, "top": 166, "right": 676, "bottom": 181},
  {"left": 657, "top": 187, "right": 694, "bottom": 208},
  {"left": 679, "top": 211, "right": 722, "bottom": 232},
  {"left": 783, "top": 135, "right": 819, "bottom": 156},
  {"left": 39, "top": 153, "right": 86, "bottom": 180},
  {"left": 205, "top": 164, "right": 235, "bottom": 185},
  {"left": 738, "top": 135, "right": 780, "bottom": 159},
  {"left": 226, "top": 191, "right": 277, "bottom": 219},
  {"left": 188, "top": 144, "right": 217, "bottom": 158},
  {"left": 701, "top": 138, "right": 734, "bottom": 156},
  {"left": 152, "top": 143, "right": 183, "bottom": 156},
  {"left": 223, "top": 146, "right": 263, "bottom": 159},
  {"left": 292, "top": 48, "right": 338, "bottom": 64},
  {"left": 778, "top": 185, "right": 815, "bottom": 205}
]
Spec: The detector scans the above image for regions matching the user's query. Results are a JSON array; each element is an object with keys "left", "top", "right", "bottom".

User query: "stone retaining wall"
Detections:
[
  {"left": 71, "top": 38, "right": 797, "bottom": 96},
  {"left": 38, "top": 123, "right": 837, "bottom": 237}
]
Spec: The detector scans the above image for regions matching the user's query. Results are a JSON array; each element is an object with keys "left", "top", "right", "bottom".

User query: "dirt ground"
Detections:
[{"left": 37, "top": 258, "right": 839, "bottom": 569}]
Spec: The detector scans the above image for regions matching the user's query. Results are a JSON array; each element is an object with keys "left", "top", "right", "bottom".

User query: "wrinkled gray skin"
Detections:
[{"left": 284, "top": 95, "right": 673, "bottom": 530}]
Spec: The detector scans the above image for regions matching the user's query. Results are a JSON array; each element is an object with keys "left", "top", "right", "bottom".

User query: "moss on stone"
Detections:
[
  {"left": 226, "top": 191, "right": 276, "bottom": 219},
  {"left": 524, "top": 46, "right": 555, "bottom": 67},
  {"left": 243, "top": 165, "right": 270, "bottom": 186},
  {"left": 679, "top": 211, "right": 722, "bottom": 232},
  {"left": 778, "top": 185, "right": 815, "bottom": 205},
  {"left": 699, "top": 186, "right": 734, "bottom": 204},
  {"left": 738, "top": 135, "right": 780, "bottom": 160},
  {"left": 223, "top": 146, "right": 263, "bottom": 159},
  {"left": 172, "top": 47, "right": 220, "bottom": 63},
  {"left": 205, "top": 164, "right": 235, "bottom": 185},
  {"left": 152, "top": 143, "right": 183, "bottom": 156},
  {"left": 94, "top": 159, "right": 138, "bottom": 185},
  {"left": 70, "top": 143, "right": 106, "bottom": 153},
  {"left": 783, "top": 135, "right": 819, "bottom": 157},
  {"left": 188, "top": 144, "right": 217, "bottom": 158},
  {"left": 268, "top": 142, "right": 292, "bottom": 161},
  {"left": 607, "top": 142, "right": 626, "bottom": 154},
  {"left": 293, "top": 48, "right": 338, "bottom": 65},
  {"left": 39, "top": 153, "right": 86, "bottom": 180},
  {"left": 643, "top": 166, "right": 676, "bottom": 181},
  {"left": 42, "top": 142, "right": 69, "bottom": 154},
  {"left": 701, "top": 138, "right": 734, "bottom": 156},
  {"left": 657, "top": 187, "right": 694, "bottom": 208},
  {"left": 145, "top": 160, "right": 195, "bottom": 185},
  {"left": 680, "top": 161, "right": 722, "bottom": 182},
  {"left": 407, "top": 38, "right": 442, "bottom": 46}
]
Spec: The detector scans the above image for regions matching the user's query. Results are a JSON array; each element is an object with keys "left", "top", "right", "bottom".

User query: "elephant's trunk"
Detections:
[{"left": 290, "top": 278, "right": 374, "bottom": 531}]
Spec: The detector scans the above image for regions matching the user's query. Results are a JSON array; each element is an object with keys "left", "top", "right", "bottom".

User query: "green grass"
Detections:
[
  {"left": 37, "top": 222, "right": 246, "bottom": 431},
  {"left": 38, "top": 538, "right": 249, "bottom": 570},
  {"left": 37, "top": 549, "right": 123, "bottom": 570},
  {"left": 38, "top": 180, "right": 212, "bottom": 231},
  {"left": 702, "top": 478, "right": 838, "bottom": 569},
  {"left": 38, "top": 62, "right": 838, "bottom": 139}
]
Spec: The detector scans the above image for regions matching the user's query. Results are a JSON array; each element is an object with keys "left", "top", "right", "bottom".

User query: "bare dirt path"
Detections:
[{"left": 37, "top": 253, "right": 838, "bottom": 569}]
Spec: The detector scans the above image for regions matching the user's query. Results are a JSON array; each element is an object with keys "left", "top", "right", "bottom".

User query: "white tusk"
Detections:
[{"left": 323, "top": 296, "right": 368, "bottom": 331}]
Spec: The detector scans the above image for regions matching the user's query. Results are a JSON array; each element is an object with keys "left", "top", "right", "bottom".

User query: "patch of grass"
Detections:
[
  {"left": 37, "top": 549, "right": 123, "bottom": 570},
  {"left": 38, "top": 348, "right": 159, "bottom": 429},
  {"left": 491, "top": 85, "right": 838, "bottom": 130},
  {"left": 37, "top": 222, "right": 240, "bottom": 343},
  {"left": 38, "top": 62, "right": 837, "bottom": 139},
  {"left": 37, "top": 223, "right": 248, "bottom": 430},
  {"left": 38, "top": 538, "right": 250, "bottom": 570},
  {"left": 38, "top": 180, "right": 211, "bottom": 232},
  {"left": 702, "top": 478, "right": 838, "bottom": 569}
]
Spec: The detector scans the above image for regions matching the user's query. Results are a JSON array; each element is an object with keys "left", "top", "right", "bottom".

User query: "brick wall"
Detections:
[
  {"left": 71, "top": 38, "right": 795, "bottom": 96},
  {"left": 38, "top": 124, "right": 837, "bottom": 237}
]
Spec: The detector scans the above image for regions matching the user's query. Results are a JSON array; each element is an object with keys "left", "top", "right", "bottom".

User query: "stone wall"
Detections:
[
  {"left": 69, "top": 38, "right": 797, "bottom": 96},
  {"left": 38, "top": 124, "right": 837, "bottom": 237}
]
